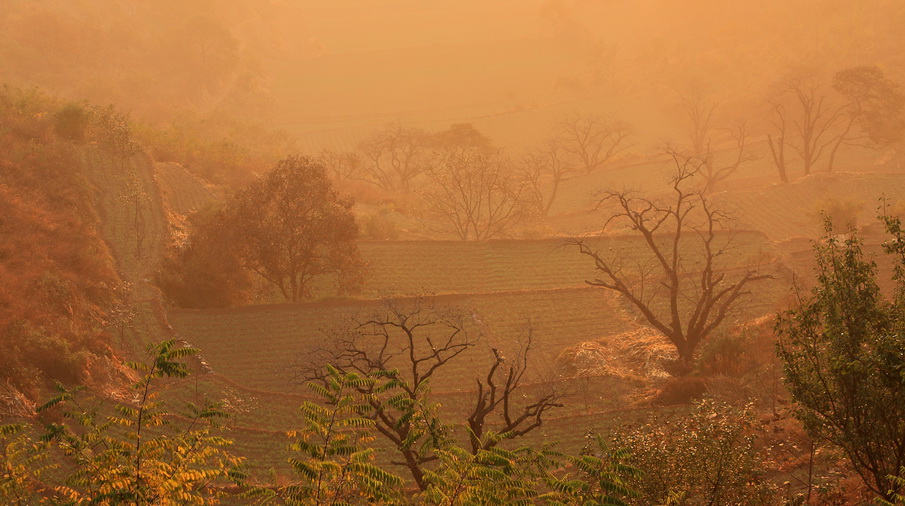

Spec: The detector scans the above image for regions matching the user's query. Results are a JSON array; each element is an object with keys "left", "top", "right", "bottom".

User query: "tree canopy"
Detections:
[{"left": 219, "top": 155, "right": 365, "bottom": 302}]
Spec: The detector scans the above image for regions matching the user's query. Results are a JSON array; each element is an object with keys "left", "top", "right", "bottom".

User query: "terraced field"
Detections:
[
  {"left": 357, "top": 231, "right": 774, "bottom": 295},
  {"left": 168, "top": 229, "right": 792, "bottom": 477},
  {"left": 171, "top": 287, "right": 630, "bottom": 392},
  {"left": 728, "top": 172, "right": 905, "bottom": 241}
]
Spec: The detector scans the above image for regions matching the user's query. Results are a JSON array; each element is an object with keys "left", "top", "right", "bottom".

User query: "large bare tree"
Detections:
[
  {"left": 574, "top": 156, "right": 771, "bottom": 373},
  {"left": 556, "top": 112, "right": 634, "bottom": 174},
  {"left": 293, "top": 298, "right": 561, "bottom": 490},
  {"left": 466, "top": 331, "right": 561, "bottom": 454},
  {"left": 359, "top": 123, "right": 432, "bottom": 191},
  {"left": 423, "top": 148, "right": 537, "bottom": 240}
]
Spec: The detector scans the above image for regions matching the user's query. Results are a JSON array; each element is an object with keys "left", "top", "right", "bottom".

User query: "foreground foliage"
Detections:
[
  {"left": 1, "top": 340, "right": 245, "bottom": 504},
  {"left": 614, "top": 400, "right": 773, "bottom": 505},
  {"left": 1, "top": 339, "right": 645, "bottom": 504},
  {"left": 776, "top": 217, "right": 905, "bottom": 501}
]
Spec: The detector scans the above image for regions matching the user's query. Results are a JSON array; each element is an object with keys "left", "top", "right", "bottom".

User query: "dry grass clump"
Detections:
[{"left": 556, "top": 327, "right": 677, "bottom": 381}]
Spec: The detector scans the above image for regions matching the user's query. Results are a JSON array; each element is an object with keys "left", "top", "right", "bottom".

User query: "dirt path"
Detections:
[
  {"left": 80, "top": 147, "right": 188, "bottom": 361},
  {"left": 81, "top": 148, "right": 168, "bottom": 295}
]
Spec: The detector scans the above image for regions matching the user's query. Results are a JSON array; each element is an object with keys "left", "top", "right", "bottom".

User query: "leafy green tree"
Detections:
[
  {"left": 833, "top": 66, "right": 904, "bottom": 149},
  {"left": 297, "top": 299, "right": 561, "bottom": 490},
  {"left": 878, "top": 470, "right": 905, "bottom": 506},
  {"left": 52, "top": 102, "right": 90, "bottom": 143},
  {"left": 216, "top": 155, "right": 365, "bottom": 301},
  {"left": 288, "top": 366, "right": 637, "bottom": 505},
  {"left": 776, "top": 217, "right": 905, "bottom": 501},
  {"left": 0, "top": 424, "right": 54, "bottom": 504},
  {"left": 542, "top": 435, "right": 639, "bottom": 506},
  {"left": 157, "top": 204, "right": 253, "bottom": 308},
  {"left": 420, "top": 442, "right": 542, "bottom": 505}
]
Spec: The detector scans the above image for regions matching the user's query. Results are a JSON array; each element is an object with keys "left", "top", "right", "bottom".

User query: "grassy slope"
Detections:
[{"left": 0, "top": 93, "right": 122, "bottom": 404}]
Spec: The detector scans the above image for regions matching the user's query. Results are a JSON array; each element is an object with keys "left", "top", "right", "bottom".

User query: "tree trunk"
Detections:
[
  {"left": 827, "top": 114, "right": 855, "bottom": 173},
  {"left": 670, "top": 344, "right": 696, "bottom": 376}
]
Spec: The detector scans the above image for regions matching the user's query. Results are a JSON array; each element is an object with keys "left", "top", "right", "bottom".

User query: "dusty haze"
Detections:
[{"left": 3, "top": 0, "right": 902, "bottom": 152}]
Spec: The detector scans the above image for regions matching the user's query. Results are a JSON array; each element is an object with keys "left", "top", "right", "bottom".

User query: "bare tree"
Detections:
[
  {"left": 466, "top": 332, "right": 562, "bottom": 453},
  {"left": 293, "top": 298, "right": 561, "bottom": 490},
  {"left": 767, "top": 101, "right": 790, "bottom": 184},
  {"left": 574, "top": 156, "right": 772, "bottom": 373},
  {"left": 359, "top": 123, "right": 432, "bottom": 191},
  {"left": 767, "top": 77, "right": 847, "bottom": 177},
  {"left": 119, "top": 171, "right": 150, "bottom": 258},
  {"left": 318, "top": 148, "right": 362, "bottom": 183},
  {"left": 681, "top": 94, "right": 718, "bottom": 161},
  {"left": 294, "top": 299, "right": 471, "bottom": 489},
  {"left": 789, "top": 79, "right": 847, "bottom": 174},
  {"left": 677, "top": 95, "right": 754, "bottom": 192},
  {"left": 524, "top": 139, "right": 579, "bottom": 216},
  {"left": 556, "top": 112, "right": 634, "bottom": 173},
  {"left": 423, "top": 148, "right": 537, "bottom": 240}
]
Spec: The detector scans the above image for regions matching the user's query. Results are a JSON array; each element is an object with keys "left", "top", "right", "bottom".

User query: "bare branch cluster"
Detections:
[
  {"left": 556, "top": 112, "right": 634, "bottom": 174},
  {"left": 524, "top": 139, "right": 579, "bottom": 217},
  {"left": 293, "top": 298, "right": 561, "bottom": 489},
  {"left": 422, "top": 149, "right": 537, "bottom": 240},
  {"left": 467, "top": 329, "right": 562, "bottom": 453},
  {"left": 358, "top": 124, "right": 433, "bottom": 191},
  {"left": 765, "top": 73, "right": 882, "bottom": 181}
]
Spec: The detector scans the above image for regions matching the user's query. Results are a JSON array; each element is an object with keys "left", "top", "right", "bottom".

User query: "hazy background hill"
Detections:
[{"left": 4, "top": 0, "right": 904, "bottom": 155}]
